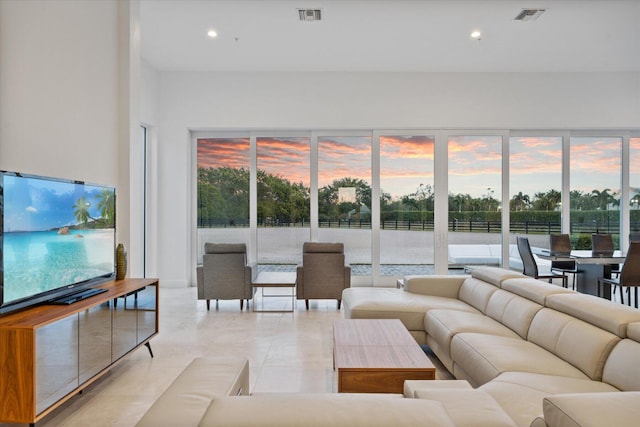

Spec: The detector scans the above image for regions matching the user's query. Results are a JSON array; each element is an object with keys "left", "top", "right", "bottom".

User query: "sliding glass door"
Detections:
[
  {"left": 570, "top": 136, "right": 621, "bottom": 249},
  {"left": 509, "top": 136, "right": 563, "bottom": 256},
  {"left": 317, "top": 135, "right": 372, "bottom": 275},
  {"left": 447, "top": 135, "right": 503, "bottom": 270},
  {"left": 379, "top": 134, "right": 435, "bottom": 276},
  {"left": 257, "top": 136, "right": 310, "bottom": 271},
  {"left": 196, "top": 136, "right": 250, "bottom": 263}
]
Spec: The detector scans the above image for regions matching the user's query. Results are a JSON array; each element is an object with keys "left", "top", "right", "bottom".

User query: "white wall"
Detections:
[
  {"left": 151, "top": 71, "right": 640, "bottom": 287},
  {"left": 0, "top": 0, "right": 119, "bottom": 183},
  {"left": 141, "top": 60, "right": 160, "bottom": 126},
  {"left": 0, "top": 0, "right": 140, "bottom": 272}
]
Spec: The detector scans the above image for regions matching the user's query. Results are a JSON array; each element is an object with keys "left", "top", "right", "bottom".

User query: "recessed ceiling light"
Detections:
[
  {"left": 207, "top": 29, "right": 218, "bottom": 38},
  {"left": 470, "top": 30, "right": 482, "bottom": 40}
]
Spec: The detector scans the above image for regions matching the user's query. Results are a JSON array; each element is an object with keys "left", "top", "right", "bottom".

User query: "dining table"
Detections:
[{"left": 534, "top": 249, "right": 626, "bottom": 299}]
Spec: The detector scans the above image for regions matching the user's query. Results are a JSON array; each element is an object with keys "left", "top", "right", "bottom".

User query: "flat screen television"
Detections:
[{"left": 0, "top": 171, "right": 116, "bottom": 315}]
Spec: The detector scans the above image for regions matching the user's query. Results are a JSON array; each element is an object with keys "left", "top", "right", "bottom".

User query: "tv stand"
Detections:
[{"left": 0, "top": 278, "right": 159, "bottom": 425}]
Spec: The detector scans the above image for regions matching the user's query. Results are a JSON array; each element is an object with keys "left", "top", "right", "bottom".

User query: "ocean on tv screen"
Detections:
[
  {"left": 3, "top": 229, "right": 115, "bottom": 304},
  {"left": 2, "top": 173, "right": 116, "bottom": 304}
]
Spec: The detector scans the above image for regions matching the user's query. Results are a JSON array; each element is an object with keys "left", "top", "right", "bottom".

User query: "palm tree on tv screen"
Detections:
[
  {"left": 73, "top": 195, "right": 92, "bottom": 226},
  {"left": 97, "top": 189, "right": 115, "bottom": 226}
]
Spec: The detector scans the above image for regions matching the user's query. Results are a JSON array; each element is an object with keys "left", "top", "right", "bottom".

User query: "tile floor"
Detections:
[{"left": 3, "top": 286, "right": 452, "bottom": 427}]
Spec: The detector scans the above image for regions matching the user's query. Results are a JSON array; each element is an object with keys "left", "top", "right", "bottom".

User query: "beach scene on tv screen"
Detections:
[{"left": 2, "top": 175, "right": 115, "bottom": 304}]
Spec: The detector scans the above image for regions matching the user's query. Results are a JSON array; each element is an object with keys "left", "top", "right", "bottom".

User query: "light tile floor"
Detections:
[{"left": 3, "top": 286, "right": 452, "bottom": 427}]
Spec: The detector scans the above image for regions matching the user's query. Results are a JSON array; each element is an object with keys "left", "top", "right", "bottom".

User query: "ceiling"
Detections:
[{"left": 140, "top": 0, "right": 640, "bottom": 73}]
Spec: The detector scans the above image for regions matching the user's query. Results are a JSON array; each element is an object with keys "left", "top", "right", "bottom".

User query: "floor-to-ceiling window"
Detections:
[
  {"left": 448, "top": 135, "right": 503, "bottom": 269},
  {"left": 196, "top": 137, "right": 250, "bottom": 263},
  {"left": 140, "top": 125, "right": 148, "bottom": 277},
  {"left": 379, "top": 134, "right": 435, "bottom": 276},
  {"left": 630, "top": 137, "right": 640, "bottom": 237},
  {"left": 193, "top": 130, "right": 636, "bottom": 284},
  {"left": 317, "top": 135, "right": 372, "bottom": 275},
  {"left": 509, "top": 136, "right": 563, "bottom": 255},
  {"left": 257, "top": 136, "right": 310, "bottom": 271},
  {"left": 570, "top": 136, "right": 621, "bottom": 249}
]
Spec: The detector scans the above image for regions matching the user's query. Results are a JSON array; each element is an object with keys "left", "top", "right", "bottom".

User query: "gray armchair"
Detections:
[
  {"left": 197, "top": 243, "right": 255, "bottom": 310},
  {"left": 296, "top": 242, "right": 351, "bottom": 310}
]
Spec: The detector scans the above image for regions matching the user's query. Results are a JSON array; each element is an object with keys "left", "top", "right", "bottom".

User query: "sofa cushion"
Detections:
[
  {"left": 199, "top": 394, "right": 456, "bottom": 427},
  {"left": 471, "top": 267, "right": 526, "bottom": 287},
  {"left": 500, "top": 278, "right": 574, "bottom": 305},
  {"left": 527, "top": 308, "right": 620, "bottom": 381},
  {"left": 343, "top": 287, "right": 478, "bottom": 331},
  {"left": 602, "top": 338, "right": 640, "bottom": 391},
  {"left": 403, "top": 379, "right": 472, "bottom": 398},
  {"left": 545, "top": 293, "right": 640, "bottom": 338},
  {"left": 627, "top": 321, "right": 640, "bottom": 341},
  {"left": 542, "top": 392, "right": 640, "bottom": 427},
  {"left": 480, "top": 372, "right": 619, "bottom": 427},
  {"left": 450, "top": 333, "right": 589, "bottom": 387},
  {"left": 412, "top": 389, "right": 517, "bottom": 427},
  {"left": 403, "top": 275, "right": 467, "bottom": 298},
  {"left": 485, "top": 289, "right": 543, "bottom": 339},
  {"left": 426, "top": 309, "right": 520, "bottom": 358},
  {"left": 458, "top": 277, "right": 500, "bottom": 313}
]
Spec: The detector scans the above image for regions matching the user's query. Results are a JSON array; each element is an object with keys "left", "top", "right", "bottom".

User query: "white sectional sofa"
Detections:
[
  {"left": 343, "top": 267, "right": 640, "bottom": 426},
  {"left": 136, "top": 267, "right": 640, "bottom": 427}
]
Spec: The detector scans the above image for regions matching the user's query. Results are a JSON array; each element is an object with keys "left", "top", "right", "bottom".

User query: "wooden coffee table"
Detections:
[{"left": 333, "top": 319, "right": 435, "bottom": 393}]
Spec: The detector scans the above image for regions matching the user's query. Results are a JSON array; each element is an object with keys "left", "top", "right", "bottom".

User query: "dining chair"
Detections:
[
  {"left": 591, "top": 233, "right": 615, "bottom": 256},
  {"left": 629, "top": 232, "right": 640, "bottom": 242},
  {"left": 597, "top": 241, "right": 640, "bottom": 308},
  {"left": 549, "top": 234, "right": 580, "bottom": 290},
  {"left": 592, "top": 233, "right": 621, "bottom": 278},
  {"left": 516, "top": 236, "right": 567, "bottom": 288}
]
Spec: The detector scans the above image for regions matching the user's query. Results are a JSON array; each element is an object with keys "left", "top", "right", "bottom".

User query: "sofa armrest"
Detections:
[
  {"left": 136, "top": 357, "right": 249, "bottom": 427},
  {"left": 543, "top": 392, "right": 640, "bottom": 427},
  {"left": 196, "top": 265, "right": 204, "bottom": 297},
  {"left": 344, "top": 265, "right": 351, "bottom": 288},
  {"left": 403, "top": 275, "right": 467, "bottom": 299}
]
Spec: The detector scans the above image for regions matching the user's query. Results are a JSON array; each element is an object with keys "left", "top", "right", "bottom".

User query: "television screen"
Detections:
[{"left": 0, "top": 171, "right": 116, "bottom": 313}]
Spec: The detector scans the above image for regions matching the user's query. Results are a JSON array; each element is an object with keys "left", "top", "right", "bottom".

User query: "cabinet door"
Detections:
[
  {"left": 112, "top": 296, "right": 137, "bottom": 361},
  {"left": 79, "top": 302, "right": 112, "bottom": 384},
  {"left": 136, "top": 285, "right": 157, "bottom": 344},
  {"left": 36, "top": 315, "right": 79, "bottom": 414}
]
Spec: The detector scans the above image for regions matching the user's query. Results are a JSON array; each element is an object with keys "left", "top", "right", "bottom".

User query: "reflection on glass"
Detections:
[
  {"left": 112, "top": 297, "right": 137, "bottom": 361},
  {"left": 448, "top": 136, "right": 502, "bottom": 269},
  {"left": 36, "top": 316, "right": 79, "bottom": 414},
  {"left": 136, "top": 285, "right": 157, "bottom": 344},
  {"left": 318, "top": 136, "right": 372, "bottom": 274},
  {"left": 197, "top": 138, "right": 250, "bottom": 263},
  {"left": 79, "top": 303, "right": 112, "bottom": 384},
  {"left": 570, "top": 137, "right": 621, "bottom": 249},
  {"left": 257, "top": 137, "right": 310, "bottom": 270},
  {"left": 509, "top": 136, "right": 562, "bottom": 250},
  {"left": 380, "top": 135, "right": 435, "bottom": 276}
]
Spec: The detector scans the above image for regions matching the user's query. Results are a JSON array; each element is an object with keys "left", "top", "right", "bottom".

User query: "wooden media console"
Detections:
[{"left": 0, "top": 278, "right": 159, "bottom": 425}]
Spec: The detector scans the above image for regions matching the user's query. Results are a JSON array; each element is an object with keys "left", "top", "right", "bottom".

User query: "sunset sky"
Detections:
[{"left": 197, "top": 135, "right": 634, "bottom": 200}]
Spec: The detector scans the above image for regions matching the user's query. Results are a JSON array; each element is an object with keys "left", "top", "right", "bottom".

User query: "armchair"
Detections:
[
  {"left": 197, "top": 243, "right": 255, "bottom": 310},
  {"left": 296, "top": 242, "right": 351, "bottom": 310}
]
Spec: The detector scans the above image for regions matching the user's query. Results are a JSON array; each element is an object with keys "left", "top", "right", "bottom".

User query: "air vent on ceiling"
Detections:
[
  {"left": 298, "top": 8, "right": 322, "bottom": 22},
  {"left": 514, "top": 8, "right": 546, "bottom": 21}
]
